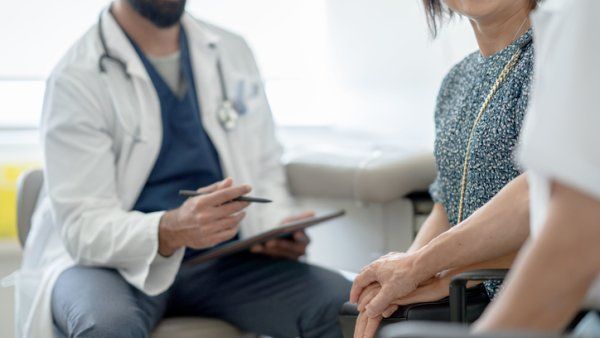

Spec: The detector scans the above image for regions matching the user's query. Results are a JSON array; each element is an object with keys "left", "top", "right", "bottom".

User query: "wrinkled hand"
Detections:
[
  {"left": 353, "top": 270, "right": 475, "bottom": 338},
  {"left": 351, "top": 252, "right": 431, "bottom": 318},
  {"left": 354, "top": 283, "right": 398, "bottom": 338},
  {"left": 391, "top": 269, "right": 457, "bottom": 306},
  {"left": 250, "top": 211, "right": 314, "bottom": 260}
]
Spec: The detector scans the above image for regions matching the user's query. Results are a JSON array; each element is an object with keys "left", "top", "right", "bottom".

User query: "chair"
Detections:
[
  {"left": 340, "top": 267, "right": 590, "bottom": 337},
  {"left": 16, "top": 169, "right": 247, "bottom": 338},
  {"left": 377, "top": 271, "right": 592, "bottom": 338},
  {"left": 339, "top": 282, "right": 490, "bottom": 338},
  {"left": 448, "top": 269, "right": 590, "bottom": 331},
  {"left": 16, "top": 169, "right": 43, "bottom": 247},
  {"left": 449, "top": 269, "right": 509, "bottom": 323}
]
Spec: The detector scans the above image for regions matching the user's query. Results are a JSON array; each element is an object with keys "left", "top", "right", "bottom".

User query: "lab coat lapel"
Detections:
[
  {"left": 122, "top": 79, "right": 163, "bottom": 210},
  {"left": 100, "top": 8, "right": 149, "bottom": 80},
  {"left": 183, "top": 16, "right": 236, "bottom": 180},
  {"left": 101, "top": 8, "right": 163, "bottom": 209}
]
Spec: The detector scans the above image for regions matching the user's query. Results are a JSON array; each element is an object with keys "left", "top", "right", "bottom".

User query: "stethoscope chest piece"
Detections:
[{"left": 218, "top": 100, "right": 239, "bottom": 131}]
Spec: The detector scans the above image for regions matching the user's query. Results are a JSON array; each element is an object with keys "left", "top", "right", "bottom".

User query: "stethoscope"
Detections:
[{"left": 97, "top": 13, "right": 240, "bottom": 131}]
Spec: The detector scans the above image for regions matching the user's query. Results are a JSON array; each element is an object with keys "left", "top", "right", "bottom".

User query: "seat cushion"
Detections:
[
  {"left": 151, "top": 317, "right": 244, "bottom": 338},
  {"left": 285, "top": 147, "right": 436, "bottom": 203}
]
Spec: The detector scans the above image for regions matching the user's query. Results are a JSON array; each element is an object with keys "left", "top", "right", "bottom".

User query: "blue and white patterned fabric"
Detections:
[{"left": 429, "top": 30, "right": 534, "bottom": 298}]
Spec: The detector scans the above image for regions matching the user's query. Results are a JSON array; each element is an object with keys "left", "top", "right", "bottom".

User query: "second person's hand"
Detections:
[
  {"left": 351, "top": 251, "right": 433, "bottom": 318},
  {"left": 354, "top": 282, "right": 398, "bottom": 338}
]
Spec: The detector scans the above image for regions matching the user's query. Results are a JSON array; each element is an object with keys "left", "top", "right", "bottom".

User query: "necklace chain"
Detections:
[{"left": 456, "top": 47, "right": 524, "bottom": 223}]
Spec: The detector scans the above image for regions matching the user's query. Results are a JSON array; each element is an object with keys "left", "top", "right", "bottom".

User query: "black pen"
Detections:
[{"left": 179, "top": 190, "right": 272, "bottom": 204}]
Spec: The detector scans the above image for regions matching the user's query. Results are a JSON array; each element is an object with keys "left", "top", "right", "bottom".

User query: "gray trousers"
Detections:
[{"left": 51, "top": 251, "right": 351, "bottom": 338}]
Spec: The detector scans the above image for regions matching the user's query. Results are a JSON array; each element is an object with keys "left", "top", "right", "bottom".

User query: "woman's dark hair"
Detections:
[{"left": 423, "top": 0, "right": 540, "bottom": 38}]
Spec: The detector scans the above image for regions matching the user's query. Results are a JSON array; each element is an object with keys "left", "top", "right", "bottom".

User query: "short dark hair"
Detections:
[{"left": 423, "top": 0, "right": 540, "bottom": 38}]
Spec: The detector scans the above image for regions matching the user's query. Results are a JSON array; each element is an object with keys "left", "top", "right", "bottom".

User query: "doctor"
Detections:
[{"left": 16, "top": 0, "right": 351, "bottom": 337}]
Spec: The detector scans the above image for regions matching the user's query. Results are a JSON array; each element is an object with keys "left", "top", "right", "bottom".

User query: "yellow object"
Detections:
[{"left": 0, "top": 163, "right": 40, "bottom": 238}]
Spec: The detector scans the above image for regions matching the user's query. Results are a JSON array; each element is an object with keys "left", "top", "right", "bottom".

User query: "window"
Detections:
[
  {"left": 0, "top": 0, "right": 110, "bottom": 129},
  {"left": 0, "top": 0, "right": 475, "bottom": 138},
  {"left": 0, "top": 0, "right": 334, "bottom": 129}
]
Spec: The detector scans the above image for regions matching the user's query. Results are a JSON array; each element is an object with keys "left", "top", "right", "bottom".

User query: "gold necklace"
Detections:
[{"left": 456, "top": 46, "right": 524, "bottom": 223}]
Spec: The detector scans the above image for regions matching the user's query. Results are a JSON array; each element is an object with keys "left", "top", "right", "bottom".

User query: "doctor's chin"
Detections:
[{"left": 2, "top": 0, "right": 599, "bottom": 337}]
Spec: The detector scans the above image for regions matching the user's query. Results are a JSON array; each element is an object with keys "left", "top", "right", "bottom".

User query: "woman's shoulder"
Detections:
[
  {"left": 437, "top": 51, "right": 480, "bottom": 101},
  {"left": 445, "top": 51, "right": 479, "bottom": 81}
]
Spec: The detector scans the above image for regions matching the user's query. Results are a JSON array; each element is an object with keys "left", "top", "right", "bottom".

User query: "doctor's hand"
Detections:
[
  {"left": 250, "top": 211, "right": 315, "bottom": 260},
  {"left": 158, "top": 178, "right": 251, "bottom": 257}
]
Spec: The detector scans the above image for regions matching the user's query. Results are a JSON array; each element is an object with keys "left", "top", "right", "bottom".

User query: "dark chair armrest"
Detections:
[
  {"left": 451, "top": 269, "right": 509, "bottom": 282},
  {"left": 450, "top": 269, "right": 509, "bottom": 323}
]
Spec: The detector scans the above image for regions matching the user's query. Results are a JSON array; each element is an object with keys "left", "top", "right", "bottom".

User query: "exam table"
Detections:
[{"left": 285, "top": 145, "right": 436, "bottom": 272}]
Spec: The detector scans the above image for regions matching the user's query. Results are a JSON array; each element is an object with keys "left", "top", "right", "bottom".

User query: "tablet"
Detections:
[{"left": 184, "top": 210, "right": 346, "bottom": 265}]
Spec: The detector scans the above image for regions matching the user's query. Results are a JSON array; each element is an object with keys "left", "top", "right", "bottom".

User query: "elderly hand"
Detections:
[
  {"left": 354, "top": 283, "right": 399, "bottom": 338},
  {"left": 350, "top": 252, "right": 432, "bottom": 318},
  {"left": 250, "top": 211, "right": 314, "bottom": 260},
  {"left": 353, "top": 269, "right": 479, "bottom": 338},
  {"left": 391, "top": 269, "right": 467, "bottom": 306}
]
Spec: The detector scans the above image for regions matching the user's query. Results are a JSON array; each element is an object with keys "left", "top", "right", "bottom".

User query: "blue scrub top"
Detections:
[{"left": 129, "top": 27, "right": 226, "bottom": 259}]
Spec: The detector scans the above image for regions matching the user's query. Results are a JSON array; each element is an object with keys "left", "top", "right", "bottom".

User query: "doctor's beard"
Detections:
[{"left": 127, "top": 0, "right": 187, "bottom": 28}]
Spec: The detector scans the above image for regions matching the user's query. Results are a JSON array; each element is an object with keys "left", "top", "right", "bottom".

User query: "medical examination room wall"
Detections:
[{"left": 0, "top": 1, "right": 475, "bottom": 336}]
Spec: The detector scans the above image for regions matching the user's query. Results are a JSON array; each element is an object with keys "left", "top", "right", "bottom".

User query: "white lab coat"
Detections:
[{"left": 14, "top": 9, "right": 293, "bottom": 338}]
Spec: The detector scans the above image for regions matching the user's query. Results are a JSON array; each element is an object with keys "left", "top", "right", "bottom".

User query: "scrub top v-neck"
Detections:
[{"left": 130, "top": 27, "right": 226, "bottom": 260}]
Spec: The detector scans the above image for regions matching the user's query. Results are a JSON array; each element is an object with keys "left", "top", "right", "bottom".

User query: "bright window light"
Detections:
[
  {"left": 0, "top": 81, "right": 45, "bottom": 129},
  {"left": 0, "top": 0, "right": 475, "bottom": 142},
  {"left": 0, "top": 0, "right": 335, "bottom": 129}
]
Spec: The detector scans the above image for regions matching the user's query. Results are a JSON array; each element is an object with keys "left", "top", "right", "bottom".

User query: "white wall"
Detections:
[
  {"left": 0, "top": 0, "right": 477, "bottom": 139},
  {"left": 322, "top": 0, "right": 476, "bottom": 146},
  {"left": 189, "top": 0, "right": 478, "bottom": 147},
  {"left": 0, "top": 0, "right": 111, "bottom": 79}
]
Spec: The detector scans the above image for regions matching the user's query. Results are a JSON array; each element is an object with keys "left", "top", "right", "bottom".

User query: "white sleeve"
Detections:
[
  {"left": 519, "top": 0, "right": 600, "bottom": 200},
  {"left": 42, "top": 70, "right": 184, "bottom": 295}
]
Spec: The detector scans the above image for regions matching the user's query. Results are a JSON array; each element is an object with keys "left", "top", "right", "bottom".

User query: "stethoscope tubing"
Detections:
[
  {"left": 97, "top": 13, "right": 231, "bottom": 100},
  {"left": 96, "top": 12, "right": 238, "bottom": 131}
]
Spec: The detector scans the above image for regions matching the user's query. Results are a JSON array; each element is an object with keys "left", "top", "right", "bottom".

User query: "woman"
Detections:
[{"left": 351, "top": 0, "right": 539, "bottom": 336}]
